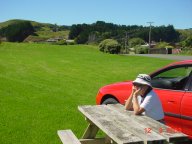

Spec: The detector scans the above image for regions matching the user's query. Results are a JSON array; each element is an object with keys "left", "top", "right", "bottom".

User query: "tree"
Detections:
[
  {"left": 151, "top": 25, "right": 180, "bottom": 42},
  {"left": 0, "top": 21, "right": 35, "bottom": 42},
  {"left": 53, "top": 23, "right": 58, "bottom": 32},
  {"left": 178, "top": 29, "right": 192, "bottom": 42},
  {"left": 134, "top": 46, "right": 149, "bottom": 54},
  {"left": 128, "top": 38, "right": 145, "bottom": 47},
  {"left": 155, "top": 42, "right": 171, "bottom": 48},
  {"left": 75, "top": 31, "right": 89, "bottom": 44},
  {"left": 99, "top": 39, "right": 121, "bottom": 54},
  {"left": 180, "top": 36, "right": 192, "bottom": 48},
  {"left": 68, "top": 21, "right": 180, "bottom": 44}
]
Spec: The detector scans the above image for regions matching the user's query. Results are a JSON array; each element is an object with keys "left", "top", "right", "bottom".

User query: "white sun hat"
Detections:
[{"left": 133, "top": 74, "right": 152, "bottom": 87}]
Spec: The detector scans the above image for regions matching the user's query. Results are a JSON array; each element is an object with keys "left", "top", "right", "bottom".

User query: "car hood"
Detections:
[{"left": 101, "top": 80, "right": 133, "bottom": 90}]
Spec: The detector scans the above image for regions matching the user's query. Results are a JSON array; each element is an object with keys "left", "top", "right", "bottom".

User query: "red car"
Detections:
[{"left": 96, "top": 60, "right": 192, "bottom": 138}]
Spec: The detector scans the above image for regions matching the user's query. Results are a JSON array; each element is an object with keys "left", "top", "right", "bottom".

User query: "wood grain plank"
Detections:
[
  {"left": 78, "top": 105, "right": 144, "bottom": 144},
  {"left": 80, "top": 138, "right": 105, "bottom": 144},
  {"left": 81, "top": 105, "right": 166, "bottom": 142},
  {"left": 57, "top": 130, "right": 81, "bottom": 144},
  {"left": 105, "top": 105, "right": 166, "bottom": 142},
  {"left": 82, "top": 123, "right": 99, "bottom": 139},
  {"left": 107, "top": 104, "right": 188, "bottom": 142}
]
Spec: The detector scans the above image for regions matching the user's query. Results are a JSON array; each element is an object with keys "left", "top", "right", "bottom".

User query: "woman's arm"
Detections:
[
  {"left": 125, "top": 92, "right": 134, "bottom": 110},
  {"left": 125, "top": 86, "right": 136, "bottom": 110},
  {"left": 132, "top": 94, "right": 145, "bottom": 115}
]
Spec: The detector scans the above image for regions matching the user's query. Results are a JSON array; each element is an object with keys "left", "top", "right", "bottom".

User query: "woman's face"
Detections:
[{"left": 134, "top": 84, "right": 148, "bottom": 95}]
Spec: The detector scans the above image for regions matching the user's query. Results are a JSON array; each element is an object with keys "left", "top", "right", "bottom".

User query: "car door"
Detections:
[
  {"left": 151, "top": 66, "right": 192, "bottom": 130},
  {"left": 180, "top": 74, "right": 192, "bottom": 138}
]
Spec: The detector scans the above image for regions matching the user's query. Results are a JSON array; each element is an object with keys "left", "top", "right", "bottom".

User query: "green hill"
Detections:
[
  {"left": 0, "top": 19, "right": 70, "bottom": 41},
  {"left": 0, "top": 19, "right": 20, "bottom": 28},
  {"left": 0, "top": 19, "right": 70, "bottom": 31}
]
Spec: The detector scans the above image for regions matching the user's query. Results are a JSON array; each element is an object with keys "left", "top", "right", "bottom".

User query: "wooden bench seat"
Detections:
[{"left": 57, "top": 130, "right": 81, "bottom": 144}]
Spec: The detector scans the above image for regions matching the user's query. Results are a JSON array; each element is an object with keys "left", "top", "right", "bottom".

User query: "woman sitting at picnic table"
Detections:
[{"left": 125, "top": 74, "right": 164, "bottom": 123}]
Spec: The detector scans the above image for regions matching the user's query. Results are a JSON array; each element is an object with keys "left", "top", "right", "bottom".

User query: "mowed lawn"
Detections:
[{"left": 0, "top": 42, "right": 174, "bottom": 144}]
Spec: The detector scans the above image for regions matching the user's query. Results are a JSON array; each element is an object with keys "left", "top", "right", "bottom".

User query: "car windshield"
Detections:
[
  {"left": 151, "top": 66, "right": 192, "bottom": 90},
  {"left": 154, "top": 67, "right": 191, "bottom": 78}
]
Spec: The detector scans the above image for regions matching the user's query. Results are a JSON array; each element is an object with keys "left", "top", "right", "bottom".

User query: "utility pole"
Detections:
[
  {"left": 125, "top": 31, "right": 131, "bottom": 54},
  {"left": 147, "top": 22, "right": 154, "bottom": 48},
  {"left": 125, "top": 31, "right": 128, "bottom": 53}
]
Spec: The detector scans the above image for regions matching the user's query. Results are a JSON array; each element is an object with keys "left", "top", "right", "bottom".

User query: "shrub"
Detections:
[
  {"left": 155, "top": 42, "right": 170, "bottom": 48},
  {"left": 180, "top": 36, "right": 192, "bottom": 48},
  {"left": 128, "top": 38, "right": 145, "bottom": 47},
  {"left": 180, "top": 48, "right": 192, "bottom": 55},
  {"left": 165, "top": 45, "right": 174, "bottom": 49},
  {"left": 99, "top": 39, "right": 121, "bottom": 54},
  {"left": 56, "top": 40, "right": 67, "bottom": 45},
  {"left": 134, "top": 46, "right": 149, "bottom": 54},
  {"left": 75, "top": 32, "right": 89, "bottom": 44}
]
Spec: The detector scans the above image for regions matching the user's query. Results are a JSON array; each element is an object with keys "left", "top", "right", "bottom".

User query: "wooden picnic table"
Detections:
[{"left": 77, "top": 104, "right": 189, "bottom": 144}]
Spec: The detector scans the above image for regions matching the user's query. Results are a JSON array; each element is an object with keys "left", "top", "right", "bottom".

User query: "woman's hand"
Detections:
[
  {"left": 134, "top": 88, "right": 141, "bottom": 96},
  {"left": 132, "top": 86, "right": 141, "bottom": 96},
  {"left": 125, "top": 85, "right": 137, "bottom": 110},
  {"left": 132, "top": 86, "right": 137, "bottom": 94}
]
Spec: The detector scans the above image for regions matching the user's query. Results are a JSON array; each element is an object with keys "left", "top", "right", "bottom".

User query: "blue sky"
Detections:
[{"left": 1, "top": 0, "right": 192, "bottom": 29}]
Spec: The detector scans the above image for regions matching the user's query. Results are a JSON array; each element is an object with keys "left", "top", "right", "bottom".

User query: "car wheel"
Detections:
[{"left": 102, "top": 98, "right": 119, "bottom": 105}]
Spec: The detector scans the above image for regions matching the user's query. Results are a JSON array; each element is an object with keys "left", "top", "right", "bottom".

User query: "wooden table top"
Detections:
[{"left": 78, "top": 104, "right": 188, "bottom": 144}]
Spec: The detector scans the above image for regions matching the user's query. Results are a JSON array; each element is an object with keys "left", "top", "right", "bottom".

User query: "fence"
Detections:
[{"left": 148, "top": 48, "right": 172, "bottom": 54}]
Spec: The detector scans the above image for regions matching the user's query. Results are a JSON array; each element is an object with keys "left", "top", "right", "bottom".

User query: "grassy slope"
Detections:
[
  {"left": 0, "top": 19, "right": 69, "bottom": 40},
  {"left": 35, "top": 30, "right": 69, "bottom": 39},
  {"left": 0, "top": 43, "right": 174, "bottom": 144},
  {"left": 0, "top": 19, "right": 53, "bottom": 29},
  {"left": 0, "top": 19, "right": 25, "bottom": 28}
]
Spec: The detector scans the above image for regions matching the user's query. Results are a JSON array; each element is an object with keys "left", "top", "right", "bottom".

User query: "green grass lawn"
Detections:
[{"left": 0, "top": 42, "right": 174, "bottom": 144}]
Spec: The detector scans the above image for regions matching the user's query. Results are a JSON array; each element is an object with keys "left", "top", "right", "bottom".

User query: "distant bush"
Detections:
[
  {"left": 75, "top": 32, "right": 89, "bottom": 44},
  {"left": 134, "top": 46, "right": 149, "bottom": 54},
  {"left": 165, "top": 45, "right": 174, "bottom": 49},
  {"left": 56, "top": 40, "right": 67, "bottom": 45},
  {"left": 128, "top": 38, "right": 145, "bottom": 47},
  {"left": 180, "top": 36, "right": 192, "bottom": 48},
  {"left": 155, "top": 42, "right": 170, "bottom": 48},
  {"left": 99, "top": 39, "right": 121, "bottom": 54},
  {"left": 0, "top": 21, "right": 35, "bottom": 42},
  {"left": 180, "top": 48, "right": 192, "bottom": 55}
]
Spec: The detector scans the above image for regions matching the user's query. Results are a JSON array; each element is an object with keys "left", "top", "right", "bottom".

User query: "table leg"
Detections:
[
  {"left": 82, "top": 123, "right": 99, "bottom": 139},
  {"left": 105, "top": 135, "right": 118, "bottom": 144}
]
